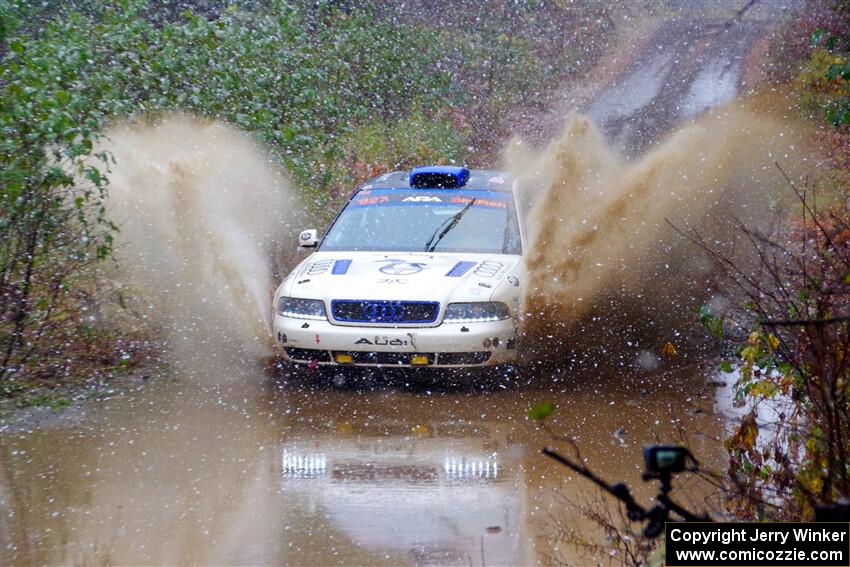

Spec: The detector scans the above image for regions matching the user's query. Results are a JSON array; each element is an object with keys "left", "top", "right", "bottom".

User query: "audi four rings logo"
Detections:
[{"left": 362, "top": 302, "right": 406, "bottom": 321}]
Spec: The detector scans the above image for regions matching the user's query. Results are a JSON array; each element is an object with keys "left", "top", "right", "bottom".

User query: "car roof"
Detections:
[{"left": 359, "top": 168, "right": 516, "bottom": 193}]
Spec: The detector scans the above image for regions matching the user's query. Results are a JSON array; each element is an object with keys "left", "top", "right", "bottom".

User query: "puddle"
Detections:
[{"left": 1, "top": 364, "right": 722, "bottom": 565}]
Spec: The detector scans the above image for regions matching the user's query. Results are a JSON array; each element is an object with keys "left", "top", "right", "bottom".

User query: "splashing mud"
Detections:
[
  {"left": 506, "top": 102, "right": 805, "bottom": 371},
  {"left": 100, "top": 115, "right": 298, "bottom": 374}
]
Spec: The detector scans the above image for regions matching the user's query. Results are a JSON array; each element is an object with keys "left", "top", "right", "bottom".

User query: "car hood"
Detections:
[{"left": 282, "top": 251, "right": 523, "bottom": 305}]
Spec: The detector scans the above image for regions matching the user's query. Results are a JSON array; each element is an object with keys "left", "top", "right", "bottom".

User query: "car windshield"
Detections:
[{"left": 320, "top": 189, "right": 521, "bottom": 254}]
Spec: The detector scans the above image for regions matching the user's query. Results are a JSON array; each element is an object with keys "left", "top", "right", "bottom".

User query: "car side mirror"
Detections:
[{"left": 298, "top": 229, "right": 319, "bottom": 248}]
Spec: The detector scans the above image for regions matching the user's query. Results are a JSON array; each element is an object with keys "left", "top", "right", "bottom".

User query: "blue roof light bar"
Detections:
[{"left": 409, "top": 166, "right": 470, "bottom": 189}]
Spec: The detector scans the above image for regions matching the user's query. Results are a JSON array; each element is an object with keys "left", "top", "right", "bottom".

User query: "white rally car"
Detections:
[{"left": 272, "top": 166, "right": 535, "bottom": 369}]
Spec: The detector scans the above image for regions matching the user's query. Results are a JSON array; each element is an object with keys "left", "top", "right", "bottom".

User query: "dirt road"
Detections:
[{"left": 522, "top": 8, "right": 772, "bottom": 156}]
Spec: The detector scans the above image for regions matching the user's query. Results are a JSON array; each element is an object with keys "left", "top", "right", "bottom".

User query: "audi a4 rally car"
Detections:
[{"left": 272, "top": 166, "right": 538, "bottom": 369}]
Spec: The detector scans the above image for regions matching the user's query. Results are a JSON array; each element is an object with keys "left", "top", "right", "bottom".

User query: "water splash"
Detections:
[
  {"left": 100, "top": 114, "right": 298, "bottom": 372},
  {"left": 505, "top": 102, "right": 803, "bottom": 370}
]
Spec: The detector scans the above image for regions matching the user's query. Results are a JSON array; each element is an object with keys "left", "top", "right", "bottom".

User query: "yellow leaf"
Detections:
[
  {"left": 661, "top": 342, "right": 677, "bottom": 357},
  {"left": 740, "top": 345, "right": 759, "bottom": 363},
  {"left": 748, "top": 331, "right": 761, "bottom": 345},
  {"left": 750, "top": 379, "right": 779, "bottom": 398},
  {"left": 767, "top": 334, "right": 780, "bottom": 351},
  {"left": 739, "top": 411, "right": 759, "bottom": 451}
]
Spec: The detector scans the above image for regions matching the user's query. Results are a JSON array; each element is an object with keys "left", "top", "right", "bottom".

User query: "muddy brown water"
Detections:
[{"left": 1, "top": 363, "right": 723, "bottom": 565}]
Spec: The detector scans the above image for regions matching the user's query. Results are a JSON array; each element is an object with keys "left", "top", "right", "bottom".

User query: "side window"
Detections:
[
  {"left": 514, "top": 177, "right": 543, "bottom": 222},
  {"left": 505, "top": 205, "right": 522, "bottom": 254},
  {"left": 513, "top": 176, "right": 543, "bottom": 252}
]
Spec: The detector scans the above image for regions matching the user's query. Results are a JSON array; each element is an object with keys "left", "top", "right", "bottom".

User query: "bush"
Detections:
[
  {"left": 692, "top": 173, "right": 849, "bottom": 520},
  {"left": 800, "top": 28, "right": 850, "bottom": 127}
]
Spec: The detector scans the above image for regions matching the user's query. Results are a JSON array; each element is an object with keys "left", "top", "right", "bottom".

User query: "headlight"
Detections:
[
  {"left": 277, "top": 297, "right": 327, "bottom": 320},
  {"left": 443, "top": 302, "right": 510, "bottom": 323}
]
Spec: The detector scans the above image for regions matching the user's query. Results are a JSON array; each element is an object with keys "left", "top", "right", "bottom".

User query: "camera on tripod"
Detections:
[
  {"left": 543, "top": 443, "right": 710, "bottom": 538},
  {"left": 643, "top": 445, "right": 694, "bottom": 479}
]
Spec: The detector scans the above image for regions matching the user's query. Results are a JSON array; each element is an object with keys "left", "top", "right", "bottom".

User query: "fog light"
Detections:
[
  {"left": 482, "top": 338, "right": 492, "bottom": 348},
  {"left": 492, "top": 337, "right": 500, "bottom": 347},
  {"left": 335, "top": 354, "right": 353, "bottom": 364},
  {"left": 411, "top": 354, "right": 430, "bottom": 366}
]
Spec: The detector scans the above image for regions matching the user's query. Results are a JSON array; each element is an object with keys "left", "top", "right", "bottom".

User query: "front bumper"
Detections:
[{"left": 273, "top": 315, "right": 518, "bottom": 368}]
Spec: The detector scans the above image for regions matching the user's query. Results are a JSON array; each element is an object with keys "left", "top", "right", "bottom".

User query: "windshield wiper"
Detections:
[{"left": 424, "top": 198, "right": 477, "bottom": 252}]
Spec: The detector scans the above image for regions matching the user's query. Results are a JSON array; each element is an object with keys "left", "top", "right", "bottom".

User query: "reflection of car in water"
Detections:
[
  {"left": 272, "top": 166, "right": 541, "bottom": 370},
  {"left": 278, "top": 422, "right": 528, "bottom": 565}
]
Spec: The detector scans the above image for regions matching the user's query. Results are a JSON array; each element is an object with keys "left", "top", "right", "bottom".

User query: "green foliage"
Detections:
[
  {"left": 800, "top": 19, "right": 850, "bottom": 127},
  {"left": 14, "top": 393, "right": 72, "bottom": 409},
  {"left": 1, "top": 7, "right": 118, "bottom": 377},
  {"left": 0, "top": 1, "right": 20, "bottom": 44},
  {"left": 698, "top": 304, "right": 725, "bottom": 339},
  {"left": 1, "top": 380, "right": 27, "bottom": 398},
  {"left": 3, "top": 1, "right": 462, "bottom": 199},
  {"left": 528, "top": 401, "right": 557, "bottom": 421},
  {"left": 321, "top": 111, "right": 469, "bottom": 214}
]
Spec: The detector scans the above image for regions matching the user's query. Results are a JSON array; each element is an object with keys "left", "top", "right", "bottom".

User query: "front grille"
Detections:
[
  {"left": 331, "top": 300, "right": 439, "bottom": 324},
  {"left": 284, "top": 348, "right": 330, "bottom": 362},
  {"left": 437, "top": 352, "right": 491, "bottom": 365}
]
